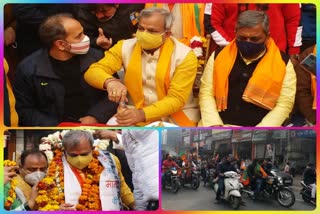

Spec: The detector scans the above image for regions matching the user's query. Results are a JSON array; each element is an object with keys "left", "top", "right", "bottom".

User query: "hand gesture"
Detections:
[
  {"left": 115, "top": 108, "right": 145, "bottom": 126},
  {"left": 59, "top": 203, "right": 76, "bottom": 211},
  {"left": 79, "top": 116, "right": 98, "bottom": 124},
  {"left": 105, "top": 80, "right": 128, "bottom": 103},
  {"left": 94, "top": 130, "right": 118, "bottom": 141},
  {"left": 4, "top": 166, "right": 18, "bottom": 185},
  {"left": 96, "top": 28, "right": 112, "bottom": 50}
]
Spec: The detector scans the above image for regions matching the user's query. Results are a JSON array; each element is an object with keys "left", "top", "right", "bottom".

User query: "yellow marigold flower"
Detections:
[{"left": 4, "top": 160, "right": 17, "bottom": 166}]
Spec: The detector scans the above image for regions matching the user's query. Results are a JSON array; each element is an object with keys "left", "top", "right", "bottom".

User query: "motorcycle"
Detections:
[
  {"left": 180, "top": 166, "right": 201, "bottom": 190},
  {"left": 242, "top": 170, "right": 295, "bottom": 208},
  {"left": 214, "top": 171, "right": 243, "bottom": 209},
  {"left": 300, "top": 181, "right": 316, "bottom": 205},
  {"left": 163, "top": 167, "right": 180, "bottom": 193},
  {"left": 204, "top": 168, "right": 216, "bottom": 189}
]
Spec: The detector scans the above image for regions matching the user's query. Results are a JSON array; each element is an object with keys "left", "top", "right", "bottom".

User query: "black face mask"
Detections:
[{"left": 236, "top": 40, "right": 266, "bottom": 58}]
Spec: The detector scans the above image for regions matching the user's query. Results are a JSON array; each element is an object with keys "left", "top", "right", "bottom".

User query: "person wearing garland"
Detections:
[
  {"left": 35, "top": 130, "right": 135, "bottom": 211},
  {"left": 4, "top": 149, "right": 48, "bottom": 211}
]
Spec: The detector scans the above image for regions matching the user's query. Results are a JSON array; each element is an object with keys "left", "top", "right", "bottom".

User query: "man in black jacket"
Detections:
[
  {"left": 303, "top": 163, "right": 316, "bottom": 203},
  {"left": 13, "top": 13, "right": 117, "bottom": 126},
  {"left": 215, "top": 155, "right": 237, "bottom": 203},
  {"left": 73, "top": 4, "right": 145, "bottom": 50}
]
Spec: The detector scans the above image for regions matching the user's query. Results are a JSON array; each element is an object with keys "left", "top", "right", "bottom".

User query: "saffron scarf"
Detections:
[
  {"left": 311, "top": 46, "right": 316, "bottom": 109},
  {"left": 124, "top": 38, "right": 195, "bottom": 126},
  {"left": 14, "top": 175, "right": 32, "bottom": 202},
  {"left": 213, "top": 38, "right": 286, "bottom": 111},
  {"left": 63, "top": 153, "right": 121, "bottom": 210},
  {"left": 4, "top": 58, "right": 18, "bottom": 126}
]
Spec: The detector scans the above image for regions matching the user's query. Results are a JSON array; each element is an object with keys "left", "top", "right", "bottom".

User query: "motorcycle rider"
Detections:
[
  {"left": 303, "top": 163, "right": 316, "bottom": 204},
  {"left": 247, "top": 159, "right": 268, "bottom": 199},
  {"left": 162, "top": 154, "right": 180, "bottom": 184},
  {"left": 204, "top": 158, "right": 216, "bottom": 186},
  {"left": 215, "top": 154, "right": 237, "bottom": 203},
  {"left": 262, "top": 159, "right": 273, "bottom": 176}
]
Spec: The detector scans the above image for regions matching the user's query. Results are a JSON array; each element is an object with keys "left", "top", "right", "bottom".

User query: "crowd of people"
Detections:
[
  {"left": 161, "top": 153, "right": 316, "bottom": 204},
  {"left": 3, "top": 3, "right": 316, "bottom": 127}
]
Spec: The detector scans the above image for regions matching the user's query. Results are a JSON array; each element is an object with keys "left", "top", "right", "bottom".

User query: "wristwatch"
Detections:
[{"left": 23, "top": 202, "right": 31, "bottom": 211}]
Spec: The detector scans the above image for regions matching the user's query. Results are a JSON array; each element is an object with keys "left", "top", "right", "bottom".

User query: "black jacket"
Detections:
[
  {"left": 13, "top": 48, "right": 117, "bottom": 126},
  {"left": 74, "top": 4, "right": 145, "bottom": 51},
  {"left": 303, "top": 167, "right": 316, "bottom": 185},
  {"left": 13, "top": 4, "right": 75, "bottom": 59}
]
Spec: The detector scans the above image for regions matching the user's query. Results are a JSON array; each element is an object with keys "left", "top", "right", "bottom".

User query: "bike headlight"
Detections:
[{"left": 277, "top": 177, "right": 283, "bottom": 184}]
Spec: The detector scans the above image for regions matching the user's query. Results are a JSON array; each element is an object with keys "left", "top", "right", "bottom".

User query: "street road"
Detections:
[{"left": 162, "top": 181, "right": 315, "bottom": 211}]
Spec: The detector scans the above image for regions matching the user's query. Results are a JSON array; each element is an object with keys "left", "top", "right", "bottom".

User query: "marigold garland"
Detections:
[
  {"left": 35, "top": 149, "right": 104, "bottom": 211},
  {"left": 4, "top": 160, "right": 18, "bottom": 210}
]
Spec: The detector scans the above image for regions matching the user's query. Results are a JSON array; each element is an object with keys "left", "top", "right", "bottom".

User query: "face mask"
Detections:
[
  {"left": 236, "top": 40, "right": 266, "bottom": 59},
  {"left": 24, "top": 171, "right": 46, "bottom": 186},
  {"left": 65, "top": 35, "right": 90, "bottom": 55},
  {"left": 66, "top": 152, "right": 93, "bottom": 170},
  {"left": 136, "top": 30, "right": 165, "bottom": 50}
]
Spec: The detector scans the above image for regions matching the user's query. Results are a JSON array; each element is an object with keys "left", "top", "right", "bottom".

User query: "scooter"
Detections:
[
  {"left": 214, "top": 171, "right": 243, "bottom": 209},
  {"left": 300, "top": 181, "right": 316, "bottom": 205}
]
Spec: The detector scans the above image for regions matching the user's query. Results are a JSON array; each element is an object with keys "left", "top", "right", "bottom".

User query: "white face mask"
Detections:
[
  {"left": 66, "top": 35, "right": 90, "bottom": 55},
  {"left": 24, "top": 171, "right": 46, "bottom": 186}
]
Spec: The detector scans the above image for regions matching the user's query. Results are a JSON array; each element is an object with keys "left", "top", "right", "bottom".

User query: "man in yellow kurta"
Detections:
[
  {"left": 84, "top": 7, "right": 200, "bottom": 126},
  {"left": 199, "top": 10, "right": 296, "bottom": 127}
]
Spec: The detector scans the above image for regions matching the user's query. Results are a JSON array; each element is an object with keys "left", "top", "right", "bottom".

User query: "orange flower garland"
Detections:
[
  {"left": 4, "top": 160, "right": 18, "bottom": 210},
  {"left": 35, "top": 149, "right": 104, "bottom": 211},
  {"left": 36, "top": 149, "right": 64, "bottom": 211}
]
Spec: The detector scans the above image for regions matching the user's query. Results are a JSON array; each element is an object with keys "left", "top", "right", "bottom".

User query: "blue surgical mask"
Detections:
[{"left": 236, "top": 40, "right": 266, "bottom": 59}]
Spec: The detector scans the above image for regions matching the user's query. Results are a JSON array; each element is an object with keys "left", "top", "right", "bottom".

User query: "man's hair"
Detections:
[
  {"left": 236, "top": 10, "right": 270, "bottom": 35},
  {"left": 39, "top": 13, "right": 74, "bottom": 48},
  {"left": 137, "top": 7, "right": 174, "bottom": 30},
  {"left": 307, "top": 163, "right": 315, "bottom": 167},
  {"left": 20, "top": 149, "right": 48, "bottom": 167},
  {"left": 62, "top": 130, "right": 94, "bottom": 150},
  {"left": 87, "top": 3, "right": 117, "bottom": 12}
]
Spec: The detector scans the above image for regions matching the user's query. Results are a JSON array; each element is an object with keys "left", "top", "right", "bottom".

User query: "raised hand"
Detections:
[{"left": 96, "top": 28, "right": 112, "bottom": 50}]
